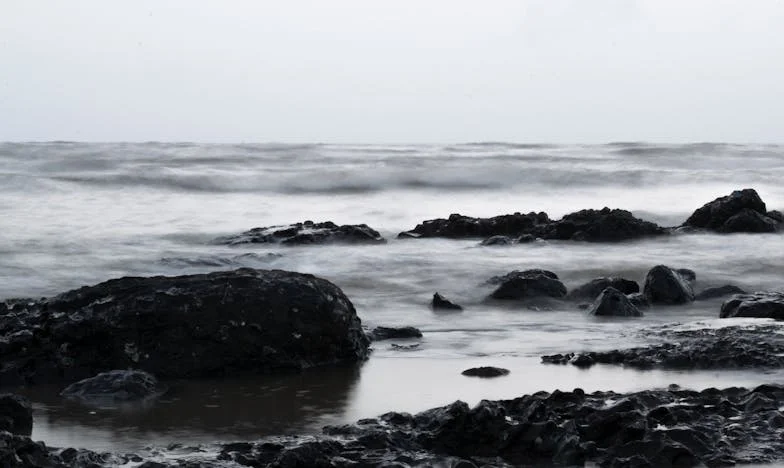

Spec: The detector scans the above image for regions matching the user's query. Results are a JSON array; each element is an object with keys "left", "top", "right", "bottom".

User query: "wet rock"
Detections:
[
  {"left": 720, "top": 292, "right": 784, "bottom": 319},
  {"left": 431, "top": 292, "right": 464, "bottom": 311},
  {"left": 489, "top": 270, "right": 567, "bottom": 301},
  {"left": 398, "top": 212, "right": 550, "bottom": 239},
  {"left": 627, "top": 292, "right": 651, "bottom": 309},
  {"left": 568, "top": 277, "right": 640, "bottom": 301},
  {"left": 368, "top": 326, "right": 422, "bottom": 341},
  {"left": 480, "top": 235, "right": 515, "bottom": 246},
  {"left": 676, "top": 268, "right": 696, "bottom": 284},
  {"left": 0, "top": 268, "right": 370, "bottom": 384},
  {"left": 695, "top": 284, "right": 746, "bottom": 301},
  {"left": 61, "top": 370, "right": 165, "bottom": 403},
  {"left": 0, "top": 394, "right": 32, "bottom": 435},
  {"left": 683, "top": 188, "right": 780, "bottom": 232},
  {"left": 461, "top": 367, "right": 510, "bottom": 378},
  {"left": 536, "top": 208, "right": 666, "bottom": 242},
  {"left": 486, "top": 269, "right": 559, "bottom": 285},
  {"left": 768, "top": 210, "right": 784, "bottom": 223},
  {"left": 587, "top": 287, "right": 642, "bottom": 317},
  {"left": 542, "top": 324, "right": 784, "bottom": 370},
  {"left": 643, "top": 265, "right": 695, "bottom": 305},
  {"left": 517, "top": 234, "right": 537, "bottom": 243},
  {"left": 214, "top": 220, "right": 385, "bottom": 245}
]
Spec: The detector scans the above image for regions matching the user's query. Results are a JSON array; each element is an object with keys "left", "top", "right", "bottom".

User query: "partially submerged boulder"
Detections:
[
  {"left": 0, "top": 268, "right": 370, "bottom": 384},
  {"left": 431, "top": 293, "right": 463, "bottom": 311},
  {"left": 695, "top": 285, "right": 747, "bottom": 301},
  {"left": 568, "top": 277, "right": 639, "bottom": 301},
  {"left": 489, "top": 270, "right": 567, "bottom": 301},
  {"left": 398, "top": 212, "right": 550, "bottom": 239},
  {"left": 61, "top": 370, "right": 165, "bottom": 404},
  {"left": 587, "top": 287, "right": 642, "bottom": 317},
  {"left": 368, "top": 326, "right": 422, "bottom": 341},
  {"left": 643, "top": 265, "right": 695, "bottom": 305},
  {"left": 0, "top": 394, "right": 32, "bottom": 435},
  {"left": 214, "top": 221, "right": 385, "bottom": 245},
  {"left": 720, "top": 292, "right": 784, "bottom": 319},
  {"left": 683, "top": 189, "right": 780, "bottom": 233}
]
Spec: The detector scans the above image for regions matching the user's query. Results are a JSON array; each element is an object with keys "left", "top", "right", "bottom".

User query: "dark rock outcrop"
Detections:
[
  {"left": 627, "top": 292, "right": 650, "bottom": 309},
  {"left": 568, "top": 277, "right": 639, "bottom": 301},
  {"left": 0, "top": 394, "right": 32, "bottom": 435},
  {"left": 720, "top": 292, "right": 784, "bottom": 319},
  {"left": 587, "top": 287, "right": 642, "bottom": 317},
  {"left": 368, "top": 326, "right": 422, "bottom": 341},
  {"left": 683, "top": 188, "right": 780, "bottom": 233},
  {"left": 214, "top": 221, "right": 385, "bottom": 245},
  {"left": 480, "top": 235, "right": 515, "bottom": 246},
  {"left": 461, "top": 367, "right": 510, "bottom": 378},
  {"left": 61, "top": 370, "right": 165, "bottom": 403},
  {"left": 695, "top": 285, "right": 747, "bottom": 301},
  {"left": 489, "top": 270, "right": 567, "bottom": 301},
  {"left": 431, "top": 292, "right": 463, "bottom": 311},
  {"left": 542, "top": 324, "right": 784, "bottom": 370},
  {"left": 486, "top": 269, "right": 559, "bottom": 285},
  {"left": 643, "top": 265, "right": 695, "bottom": 305},
  {"left": 398, "top": 212, "right": 550, "bottom": 239},
  {"left": 0, "top": 268, "right": 370, "bottom": 385}
]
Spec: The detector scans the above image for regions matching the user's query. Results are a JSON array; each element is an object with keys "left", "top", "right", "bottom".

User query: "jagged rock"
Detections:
[
  {"left": 61, "top": 370, "right": 165, "bottom": 404},
  {"left": 431, "top": 293, "right": 464, "bottom": 311},
  {"left": 461, "top": 367, "right": 510, "bottom": 378},
  {"left": 683, "top": 188, "right": 780, "bottom": 233},
  {"left": 643, "top": 265, "right": 695, "bottom": 305},
  {"left": 695, "top": 285, "right": 747, "bottom": 301},
  {"left": 587, "top": 287, "right": 642, "bottom": 317},
  {"left": 720, "top": 292, "right": 784, "bottom": 319},
  {"left": 214, "top": 221, "right": 385, "bottom": 245},
  {"left": 489, "top": 270, "right": 567, "bottom": 301},
  {"left": 0, "top": 394, "right": 32, "bottom": 435},
  {"left": 568, "top": 277, "right": 640, "bottom": 300},
  {"left": 398, "top": 212, "right": 550, "bottom": 239},
  {"left": 0, "top": 268, "right": 370, "bottom": 384},
  {"left": 536, "top": 208, "right": 665, "bottom": 242},
  {"left": 368, "top": 326, "right": 422, "bottom": 341}
]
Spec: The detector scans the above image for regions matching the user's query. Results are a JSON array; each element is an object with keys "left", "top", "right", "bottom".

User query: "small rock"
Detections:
[
  {"left": 480, "top": 235, "right": 515, "bottom": 246},
  {"left": 368, "top": 326, "right": 423, "bottom": 341},
  {"left": 720, "top": 292, "right": 784, "bottom": 319},
  {"left": 683, "top": 188, "right": 776, "bottom": 233},
  {"left": 61, "top": 370, "right": 165, "bottom": 403},
  {"left": 568, "top": 277, "right": 640, "bottom": 301},
  {"left": 0, "top": 394, "right": 33, "bottom": 435},
  {"left": 461, "top": 367, "right": 510, "bottom": 378},
  {"left": 695, "top": 285, "right": 747, "bottom": 301},
  {"left": 431, "top": 293, "right": 463, "bottom": 311},
  {"left": 588, "top": 287, "right": 643, "bottom": 317},
  {"left": 643, "top": 265, "right": 695, "bottom": 305}
]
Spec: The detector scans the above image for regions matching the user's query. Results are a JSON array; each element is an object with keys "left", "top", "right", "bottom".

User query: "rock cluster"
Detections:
[{"left": 214, "top": 221, "right": 385, "bottom": 245}]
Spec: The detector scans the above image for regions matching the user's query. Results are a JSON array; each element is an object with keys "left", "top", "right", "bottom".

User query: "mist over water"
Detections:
[{"left": 2, "top": 141, "right": 784, "bottom": 453}]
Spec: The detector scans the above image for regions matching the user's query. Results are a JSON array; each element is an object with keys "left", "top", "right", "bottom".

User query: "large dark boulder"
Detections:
[
  {"left": 214, "top": 221, "right": 385, "bottom": 245},
  {"left": 720, "top": 292, "right": 784, "bottom": 319},
  {"left": 643, "top": 265, "right": 695, "bottom": 305},
  {"left": 0, "top": 268, "right": 370, "bottom": 384},
  {"left": 489, "top": 270, "right": 567, "bottom": 301},
  {"left": 683, "top": 189, "right": 780, "bottom": 233},
  {"left": 398, "top": 212, "right": 550, "bottom": 239},
  {"left": 568, "top": 277, "right": 640, "bottom": 300},
  {"left": 536, "top": 208, "right": 665, "bottom": 242},
  {"left": 0, "top": 394, "right": 32, "bottom": 435},
  {"left": 61, "top": 370, "right": 165, "bottom": 404},
  {"left": 588, "top": 287, "right": 642, "bottom": 317}
]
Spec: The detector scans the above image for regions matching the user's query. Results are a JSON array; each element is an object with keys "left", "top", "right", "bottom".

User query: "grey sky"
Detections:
[{"left": 1, "top": 1, "right": 783, "bottom": 143}]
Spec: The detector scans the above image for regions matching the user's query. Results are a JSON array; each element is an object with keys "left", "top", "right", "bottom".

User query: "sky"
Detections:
[{"left": 1, "top": 1, "right": 783, "bottom": 143}]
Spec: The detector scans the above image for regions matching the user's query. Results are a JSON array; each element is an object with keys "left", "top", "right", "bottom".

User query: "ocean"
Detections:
[{"left": 2, "top": 141, "right": 784, "bottom": 453}]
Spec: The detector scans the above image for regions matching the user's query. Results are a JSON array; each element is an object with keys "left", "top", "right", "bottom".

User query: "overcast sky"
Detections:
[{"left": 1, "top": 1, "right": 783, "bottom": 143}]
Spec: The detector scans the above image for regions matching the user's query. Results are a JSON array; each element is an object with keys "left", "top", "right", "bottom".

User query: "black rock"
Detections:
[
  {"left": 768, "top": 210, "right": 784, "bottom": 223},
  {"left": 398, "top": 212, "right": 550, "bottom": 239},
  {"left": 214, "top": 221, "right": 385, "bottom": 245},
  {"left": 517, "top": 234, "right": 537, "bottom": 243},
  {"left": 627, "top": 292, "right": 650, "bottom": 309},
  {"left": 480, "top": 235, "right": 515, "bottom": 246},
  {"left": 0, "top": 268, "right": 370, "bottom": 384},
  {"left": 676, "top": 268, "right": 697, "bottom": 284},
  {"left": 486, "top": 269, "right": 559, "bottom": 285},
  {"left": 643, "top": 265, "right": 695, "bottom": 305},
  {"left": 489, "top": 270, "right": 567, "bottom": 301},
  {"left": 536, "top": 207, "right": 666, "bottom": 242},
  {"left": 61, "top": 370, "right": 165, "bottom": 404},
  {"left": 695, "top": 285, "right": 747, "bottom": 301},
  {"left": 368, "top": 326, "right": 423, "bottom": 341},
  {"left": 720, "top": 292, "right": 784, "bottom": 319},
  {"left": 431, "top": 292, "right": 464, "bottom": 311},
  {"left": 0, "top": 394, "right": 33, "bottom": 435},
  {"left": 461, "top": 367, "right": 510, "bottom": 378},
  {"left": 568, "top": 277, "right": 640, "bottom": 300},
  {"left": 587, "top": 287, "right": 643, "bottom": 317},
  {"left": 683, "top": 188, "right": 779, "bottom": 232}
]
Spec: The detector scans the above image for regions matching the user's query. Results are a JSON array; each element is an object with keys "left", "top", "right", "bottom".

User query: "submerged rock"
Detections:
[
  {"left": 431, "top": 292, "right": 463, "bottom": 311},
  {"left": 587, "top": 287, "right": 642, "bottom": 317},
  {"left": 720, "top": 292, "right": 784, "bottom": 319},
  {"left": 695, "top": 284, "right": 747, "bottom": 301},
  {"left": 61, "top": 370, "right": 165, "bottom": 403},
  {"left": 567, "top": 277, "right": 640, "bottom": 300},
  {"left": 461, "top": 366, "right": 510, "bottom": 378},
  {"left": 488, "top": 270, "right": 567, "bottom": 301},
  {"left": 0, "top": 394, "right": 32, "bottom": 435},
  {"left": 398, "top": 212, "right": 550, "bottom": 239},
  {"left": 214, "top": 220, "right": 385, "bottom": 245},
  {"left": 626, "top": 292, "right": 651, "bottom": 309},
  {"left": 368, "top": 326, "right": 422, "bottom": 341},
  {"left": 683, "top": 188, "right": 780, "bottom": 233},
  {"left": 643, "top": 265, "right": 695, "bottom": 305},
  {"left": 0, "top": 268, "right": 370, "bottom": 384}
]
